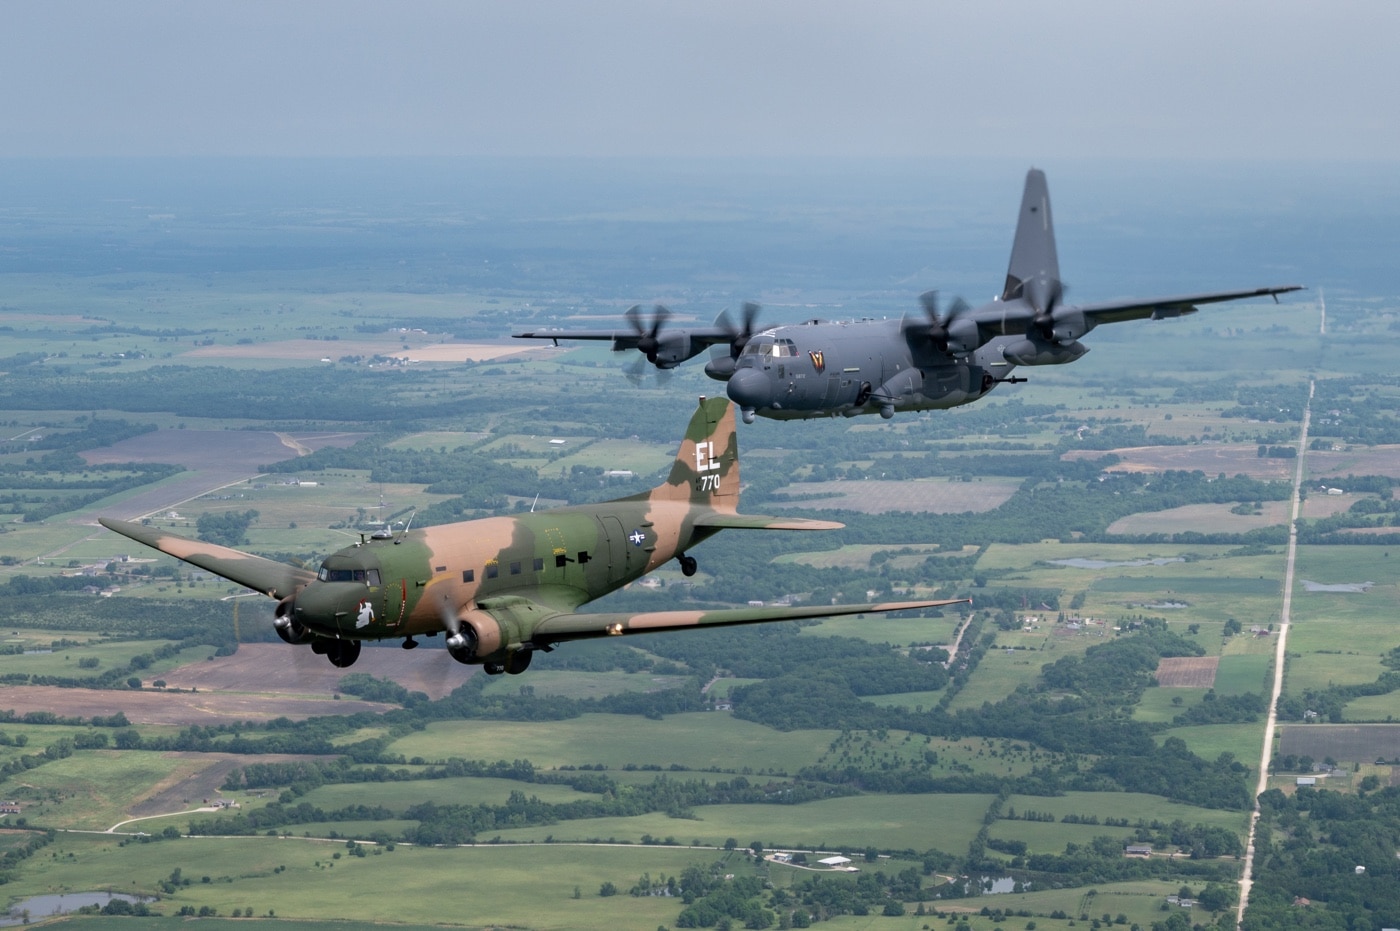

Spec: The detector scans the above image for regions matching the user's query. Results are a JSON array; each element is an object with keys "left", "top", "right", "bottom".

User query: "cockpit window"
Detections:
[
  {"left": 317, "top": 566, "right": 377, "bottom": 585},
  {"left": 774, "top": 339, "right": 797, "bottom": 357}
]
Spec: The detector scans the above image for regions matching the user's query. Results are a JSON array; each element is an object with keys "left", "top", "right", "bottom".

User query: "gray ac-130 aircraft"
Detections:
[{"left": 516, "top": 170, "right": 1302, "bottom": 423}]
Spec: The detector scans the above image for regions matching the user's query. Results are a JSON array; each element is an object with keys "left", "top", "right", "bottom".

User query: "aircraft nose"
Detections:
[
  {"left": 726, "top": 367, "right": 772, "bottom": 410},
  {"left": 293, "top": 582, "right": 370, "bottom": 635}
]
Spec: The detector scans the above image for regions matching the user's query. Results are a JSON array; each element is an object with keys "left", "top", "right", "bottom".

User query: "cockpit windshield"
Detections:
[
  {"left": 740, "top": 338, "right": 796, "bottom": 359},
  {"left": 317, "top": 565, "right": 381, "bottom": 586}
]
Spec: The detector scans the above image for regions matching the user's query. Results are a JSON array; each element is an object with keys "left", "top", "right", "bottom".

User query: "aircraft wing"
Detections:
[
  {"left": 529, "top": 598, "right": 971, "bottom": 645},
  {"left": 98, "top": 518, "right": 314, "bottom": 600},
  {"left": 1074, "top": 284, "right": 1304, "bottom": 326},
  {"left": 513, "top": 325, "right": 735, "bottom": 351}
]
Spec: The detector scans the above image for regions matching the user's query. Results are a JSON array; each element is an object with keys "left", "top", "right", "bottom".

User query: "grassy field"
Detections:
[
  {"left": 297, "top": 776, "right": 596, "bottom": 813},
  {"left": 1003, "top": 792, "right": 1248, "bottom": 834},
  {"left": 9, "top": 832, "right": 726, "bottom": 930},
  {"left": 1157, "top": 723, "right": 1267, "bottom": 766},
  {"left": 2, "top": 750, "right": 197, "bottom": 830},
  {"left": 487, "top": 792, "right": 995, "bottom": 852},
  {"left": 386, "top": 714, "right": 839, "bottom": 773}
]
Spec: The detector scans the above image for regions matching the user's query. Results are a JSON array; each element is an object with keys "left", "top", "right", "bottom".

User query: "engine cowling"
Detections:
[
  {"left": 1001, "top": 338, "right": 1089, "bottom": 367},
  {"left": 445, "top": 609, "right": 505, "bottom": 665},
  {"left": 273, "top": 597, "right": 316, "bottom": 645}
]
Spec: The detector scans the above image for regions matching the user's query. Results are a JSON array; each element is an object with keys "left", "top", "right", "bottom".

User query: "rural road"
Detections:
[{"left": 1236, "top": 378, "right": 1313, "bottom": 927}]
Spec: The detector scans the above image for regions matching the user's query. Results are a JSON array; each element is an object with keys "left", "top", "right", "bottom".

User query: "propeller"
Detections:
[
  {"left": 621, "top": 304, "right": 672, "bottom": 363},
  {"left": 1025, "top": 278, "right": 1065, "bottom": 342},
  {"left": 917, "top": 290, "right": 972, "bottom": 354},
  {"left": 439, "top": 595, "right": 470, "bottom": 654},
  {"left": 714, "top": 301, "right": 763, "bottom": 358}
]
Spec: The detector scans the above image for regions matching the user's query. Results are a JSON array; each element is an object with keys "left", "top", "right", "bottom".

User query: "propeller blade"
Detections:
[
  {"left": 716, "top": 301, "right": 762, "bottom": 358},
  {"left": 917, "top": 290, "right": 972, "bottom": 354}
]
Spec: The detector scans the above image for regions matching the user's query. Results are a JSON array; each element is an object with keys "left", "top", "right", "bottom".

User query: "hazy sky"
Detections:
[{"left": 1, "top": 0, "right": 1393, "bottom": 159}]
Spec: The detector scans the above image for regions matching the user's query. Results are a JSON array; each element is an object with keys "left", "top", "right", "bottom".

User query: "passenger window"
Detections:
[
  {"left": 533, "top": 558, "right": 544, "bottom": 571},
  {"left": 555, "top": 554, "right": 568, "bottom": 568},
  {"left": 509, "top": 561, "right": 521, "bottom": 575},
  {"left": 486, "top": 565, "right": 499, "bottom": 579},
  {"left": 462, "top": 569, "right": 475, "bottom": 583}
]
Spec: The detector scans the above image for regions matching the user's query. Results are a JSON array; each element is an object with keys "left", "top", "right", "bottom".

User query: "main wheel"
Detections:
[
  {"left": 504, "top": 650, "right": 533, "bottom": 675},
  {"left": 483, "top": 662, "right": 506, "bottom": 675},
  {"left": 678, "top": 554, "right": 698, "bottom": 577},
  {"left": 327, "top": 639, "right": 361, "bottom": 668}
]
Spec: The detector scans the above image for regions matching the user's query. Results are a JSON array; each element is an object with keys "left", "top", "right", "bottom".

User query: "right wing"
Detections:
[
  {"left": 99, "top": 518, "right": 314, "bottom": 600},
  {"left": 529, "top": 598, "right": 970, "bottom": 646},
  {"left": 513, "top": 324, "right": 735, "bottom": 352},
  {"left": 1075, "top": 285, "right": 1305, "bottom": 326}
]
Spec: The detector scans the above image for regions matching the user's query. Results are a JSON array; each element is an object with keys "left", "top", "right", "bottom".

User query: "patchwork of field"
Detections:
[
  {"left": 1062, "top": 444, "right": 1296, "bottom": 479},
  {"left": 771, "top": 479, "right": 1019, "bottom": 513},
  {"left": 1278, "top": 724, "right": 1400, "bottom": 762},
  {"left": 0, "top": 683, "right": 390, "bottom": 725},
  {"left": 1156, "top": 656, "right": 1219, "bottom": 687}
]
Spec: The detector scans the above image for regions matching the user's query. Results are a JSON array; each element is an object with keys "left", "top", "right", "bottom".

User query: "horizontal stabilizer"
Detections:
[{"left": 692, "top": 512, "right": 844, "bottom": 531}]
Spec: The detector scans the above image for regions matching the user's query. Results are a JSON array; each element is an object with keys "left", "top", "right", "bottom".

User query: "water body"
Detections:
[
  {"left": 2, "top": 893, "right": 149, "bottom": 925},
  {"left": 1049, "top": 557, "right": 1186, "bottom": 569},
  {"left": 1301, "top": 580, "right": 1373, "bottom": 593}
]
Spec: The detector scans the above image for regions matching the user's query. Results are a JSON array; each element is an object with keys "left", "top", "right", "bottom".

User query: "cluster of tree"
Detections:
[
  {"left": 1245, "top": 785, "right": 1400, "bottom": 929},
  {"left": 196, "top": 510, "right": 260, "bottom": 547},
  {"left": 0, "top": 829, "right": 55, "bottom": 885}
]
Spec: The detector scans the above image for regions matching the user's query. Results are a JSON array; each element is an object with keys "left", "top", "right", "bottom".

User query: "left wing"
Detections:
[
  {"left": 99, "top": 517, "right": 314, "bottom": 600},
  {"left": 1073, "top": 284, "right": 1304, "bottom": 326},
  {"left": 528, "top": 598, "right": 970, "bottom": 646}
]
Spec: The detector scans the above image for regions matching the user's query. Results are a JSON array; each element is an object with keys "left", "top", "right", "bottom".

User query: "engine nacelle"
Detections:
[
  {"left": 445, "top": 609, "right": 505, "bottom": 665},
  {"left": 273, "top": 600, "right": 316, "bottom": 645},
  {"left": 704, "top": 355, "right": 737, "bottom": 381},
  {"left": 1001, "top": 338, "right": 1088, "bottom": 367},
  {"left": 652, "top": 332, "right": 696, "bottom": 368}
]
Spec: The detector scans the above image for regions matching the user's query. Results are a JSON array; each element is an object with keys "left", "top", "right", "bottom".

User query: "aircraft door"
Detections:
[{"left": 596, "top": 515, "right": 633, "bottom": 580}]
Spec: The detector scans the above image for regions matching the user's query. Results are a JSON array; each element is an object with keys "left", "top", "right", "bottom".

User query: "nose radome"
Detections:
[{"left": 726, "top": 367, "right": 772, "bottom": 409}]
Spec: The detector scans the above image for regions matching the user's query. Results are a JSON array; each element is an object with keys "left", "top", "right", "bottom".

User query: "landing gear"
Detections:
[
  {"left": 677, "top": 554, "right": 698, "bottom": 577},
  {"left": 483, "top": 650, "right": 534, "bottom": 675},
  {"left": 740, "top": 407, "right": 756, "bottom": 424},
  {"left": 505, "top": 650, "right": 533, "bottom": 675},
  {"left": 311, "top": 638, "right": 361, "bottom": 668},
  {"left": 402, "top": 636, "right": 418, "bottom": 650}
]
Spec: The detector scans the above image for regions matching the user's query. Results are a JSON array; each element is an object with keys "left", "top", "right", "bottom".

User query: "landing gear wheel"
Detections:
[
  {"left": 327, "top": 640, "right": 361, "bottom": 668},
  {"left": 504, "top": 650, "right": 533, "bottom": 675},
  {"left": 483, "top": 662, "right": 506, "bottom": 675},
  {"left": 678, "top": 554, "right": 698, "bottom": 577}
]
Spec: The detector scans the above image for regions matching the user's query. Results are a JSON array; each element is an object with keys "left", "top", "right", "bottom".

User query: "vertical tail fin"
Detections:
[
  {"left": 658, "top": 396, "right": 739, "bottom": 510},
  {"left": 1001, "top": 168, "right": 1061, "bottom": 302}
]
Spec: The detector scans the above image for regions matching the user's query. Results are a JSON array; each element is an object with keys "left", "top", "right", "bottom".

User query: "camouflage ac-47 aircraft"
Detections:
[
  {"left": 101, "top": 398, "right": 964, "bottom": 674},
  {"left": 516, "top": 169, "right": 1302, "bottom": 423}
]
